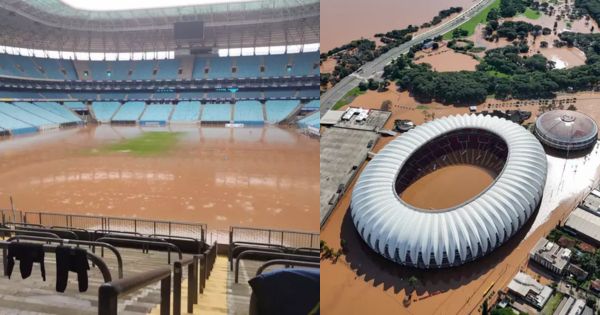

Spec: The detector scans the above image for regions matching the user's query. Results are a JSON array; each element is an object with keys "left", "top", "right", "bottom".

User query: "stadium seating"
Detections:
[
  {"left": 12, "top": 102, "right": 69, "bottom": 125},
  {"left": 91, "top": 101, "right": 121, "bottom": 123},
  {"left": 69, "top": 92, "right": 98, "bottom": 101},
  {"left": 234, "top": 101, "right": 264, "bottom": 124},
  {"left": 0, "top": 111, "right": 36, "bottom": 135},
  {"left": 290, "top": 52, "right": 318, "bottom": 76},
  {"left": 297, "top": 111, "right": 319, "bottom": 129},
  {"left": 130, "top": 61, "right": 155, "bottom": 80},
  {"left": 155, "top": 59, "right": 180, "bottom": 80},
  {"left": 206, "top": 57, "right": 233, "bottom": 79},
  {"left": 202, "top": 103, "right": 232, "bottom": 122},
  {"left": 127, "top": 92, "right": 153, "bottom": 100},
  {"left": 40, "top": 91, "right": 73, "bottom": 99},
  {"left": 235, "top": 90, "right": 262, "bottom": 100},
  {"left": 302, "top": 100, "right": 320, "bottom": 111},
  {"left": 206, "top": 91, "right": 232, "bottom": 100},
  {"left": 235, "top": 56, "right": 262, "bottom": 78},
  {"left": 0, "top": 91, "right": 43, "bottom": 99},
  {"left": 263, "top": 54, "right": 290, "bottom": 77},
  {"left": 64, "top": 101, "right": 87, "bottom": 110},
  {"left": 33, "top": 102, "right": 82, "bottom": 124},
  {"left": 265, "top": 100, "right": 300, "bottom": 123},
  {"left": 178, "top": 91, "right": 203, "bottom": 100},
  {"left": 97, "top": 92, "right": 127, "bottom": 100},
  {"left": 111, "top": 101, "right": 145, "bottom": 122},
  {"left": 170, "top": 101, "right": 200, "bottom": 122},
  {"left": 0, "top": 102, "right": 56, "bottom": 129},
  {"left": 139, "top": 104, "right": 173, "bottom": 124}
]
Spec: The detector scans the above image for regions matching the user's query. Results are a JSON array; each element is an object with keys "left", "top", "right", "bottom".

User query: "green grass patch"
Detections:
[
  {"left": 444, "top": 0, "right": 501, "bottom": 39},
  {"left": 523, "top": 8, "right": 541, "bottom": 19},
  {"left": 416, "top": 105, "right": 430, "bottom": 110},
  {"left": 486, "top": 70, "right": 511, "bottom": 78},
  {"left": 333, "top": 87, "right": 365, "bottom": 110},
  {"left": 541, "top": 292, "right": 563, "bottom": 315},
  {"left": 102, "top": 132, "right": 181, "bottom": 156}
]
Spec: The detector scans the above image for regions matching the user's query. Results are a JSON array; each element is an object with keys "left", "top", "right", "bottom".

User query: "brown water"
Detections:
[
  {"left": 400, "top": 164, "right": 495, "bottom": 209},
  {"left": 0, "top": 125, "right": 319, "bottom": 233},
  {"left": 320, "top": 0, "right": 476, "bottom": 51}
]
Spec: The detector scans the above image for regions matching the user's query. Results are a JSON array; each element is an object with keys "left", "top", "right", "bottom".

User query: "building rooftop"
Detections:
[
  {"left": 530, "top": 237, "right": 571, "bottom": 272},
  {"left": 564, "top": 207, "right": 600, "bottom": 244},
  {"left": 581, "top": 191, "right": 600, "bottom": 215},
  {"left": 507, "top": 272, "right": 553, "bottom": 309}
]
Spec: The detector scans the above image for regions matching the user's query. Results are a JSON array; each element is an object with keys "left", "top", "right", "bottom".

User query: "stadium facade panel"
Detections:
[{"left": 351, "top": 114, "right": 548, "bottom": 268}]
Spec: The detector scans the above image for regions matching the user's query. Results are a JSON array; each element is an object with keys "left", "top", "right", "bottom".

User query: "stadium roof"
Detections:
[
  {"left": 0, "top": 0, "right": 319, "bottom": 52},
  {"left": 351, "top": 114, "right": 547, "bottom": 268}
]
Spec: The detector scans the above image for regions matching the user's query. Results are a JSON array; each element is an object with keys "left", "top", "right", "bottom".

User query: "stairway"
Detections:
[{"left": 149, "top": 255, "right": 229, "bottom": 315}]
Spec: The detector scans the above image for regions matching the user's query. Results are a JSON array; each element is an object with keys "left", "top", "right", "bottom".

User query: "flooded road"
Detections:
[
  {"left": 0, "top": 125, "right": 319, "bottom": 233},
  {"left": 321, "top": 0, "right": 476, "bottom": 51}
]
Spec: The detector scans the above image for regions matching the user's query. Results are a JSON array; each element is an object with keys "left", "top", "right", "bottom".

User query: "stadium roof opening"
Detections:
[{"left": 60, "top": 0, "right": 254, "bottom": 11}]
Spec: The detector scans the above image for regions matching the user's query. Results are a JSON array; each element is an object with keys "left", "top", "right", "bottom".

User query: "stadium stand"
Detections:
[
  {"left": 12, "top": 102, "right": 70, "bottom": 125},
  {"left": 290, "top": 52, "right": 318, "bottom": 76},
  {"left": 263, "top": 54, "right": 290, "bottom": 77},
  {"left": 91, "top": 101, "right": 121, "bottom": 123},
  {"left": 39, "top": 91, "right": 73, "bottom": 99},
  {"left": 265, "top": 89, "right": 296, "bottom": 99},
  {"left": 265, "top": 100, "right": 300, "bottom": 123},
  {"left": 235, "top": 56, "right": 262, "bottom": 79},
  {"left": 64, "top": 101, "right": 87, "bottom": 110},
  {"left": 302, "top": 100, "right": 320, "bottom": 111},
  {"left": 111, "top": 101, "right": 145, "bottom": 122},
  {"left": 155, "top": 59, "right": 181, "bottom": 80},
  {"left": 170, "top": 101, "right": 201, "bottom": 123},
  {"left": 34, "top": 102, "right": 82, "bottom": 124},
  {"left": 234, "top": 101, "right": 264, "bottom": 124},
  {"left": 235, "top": 90, "right": 262, "bottom": 100},
  {"left": 297, "top": 89, "right": 319, "bottom": 99},
  {"left": 206, "top": 57, "right": 233, "bottom": 80},
  {"left": 0, "top": 102, "right": 57, "bottom": 129},
  {"left": 0, "top": 111, "right": 36, "bottom": 135},
  {"left": 202, "top": 103, "right": 232, "bottom": 123},
  {"left": 297, "top": 111, "right": 319, "bottom": 129},
  {"left": 205, "top": 91, "right": 231, "bottom": 101},
  {"left": 139, "top": 104, "right": 174, "bottom": 125},
  {"left": 0, "top": 90, "right": 43, "bottom": 99}
]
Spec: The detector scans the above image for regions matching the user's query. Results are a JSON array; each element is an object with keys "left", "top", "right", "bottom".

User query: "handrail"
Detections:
[
  {"left": 94, "top": 229, "right": 144, "bottom": 237},
  {"left": 0, "top": 227, "right": 60, "bottom": 239},
  {"left": 230, "top": 246, "right": 285, "bottom": 271},
  {"left": 51, "top": 226, "right": 91, "bottom": 240},
  {"left": 5, "top": 222, "right": 44, "bottom": 228},
  {"left": 173, "top": 256, "right": 196, "bottom": 315},
  {"left": 99, "top": 266, "right": 171, "bottom": 315},
  {"left": 255, "top": 259, "right": 320, "bottom": 276},
  {"left": 0, "top": 240, "right": 112, "bottom": 282},
  {"left": 7, "top": 235, "right": 124, "bottom": 279},
  {"left": 235, "top": 250, "right": 319, "bottom": 283},
  {"left": 15, "top": 226, "right": 79, "bottom": 240},
  {"left": 96, "top": 237, "right": 182, "bottom": 263}
]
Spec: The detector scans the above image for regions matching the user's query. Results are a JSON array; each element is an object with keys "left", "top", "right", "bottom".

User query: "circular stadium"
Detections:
[
  {"left": 534, "top": 110, "right": 598, "bottom": 152},
  {"left": 351, "top": 114, "right": 548, "bottom": 268}
]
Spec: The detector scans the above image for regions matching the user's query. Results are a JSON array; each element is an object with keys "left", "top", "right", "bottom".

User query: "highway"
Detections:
[{"left": 320, "top": 0, "right": 497, "bottom": 116}]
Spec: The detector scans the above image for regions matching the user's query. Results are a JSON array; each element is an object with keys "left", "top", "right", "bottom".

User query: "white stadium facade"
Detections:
[{"left": 351, "top": 114, "right": 548, "bottom": 268}]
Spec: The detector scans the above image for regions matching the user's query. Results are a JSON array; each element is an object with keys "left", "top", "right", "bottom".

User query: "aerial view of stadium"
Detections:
[
  {"left": 0, "top": 0, "right": 320, "bottom": 314},
  {"left": 321, "top": 0, "right": 600, "bottom": 314}
]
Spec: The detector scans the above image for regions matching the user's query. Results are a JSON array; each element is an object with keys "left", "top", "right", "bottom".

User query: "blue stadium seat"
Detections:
[
  {"left": 201, "top": 103, "right": 232, "bottom": 122},
  {"left": 170, "top": 101, "right": 201, "bottom": 122},
  {"left": 265, "top": 89, "right": 296, "bottom": 99},
  {"left": 263, "top": 55, "right": 290, "bottom": 77},
  {"left": 91, "top": 102, "right": 121, "bottom": 123},
  {"left": 155, "top": 59, "right": 180, "bottom": 80},
  {"left": 289, "top": 52, "right": 319, "bottom": 76},
  {"left": 235, "top": 56, "right": 261, "bottom": 79},
  {"left": 140, "top": 104, "right": 173, "bottom": 125},
  {"left": 265, "top": 100, "right": 300, "bottom": 123},
  {"left": 33, "top": 102, "right": 82, "bottom": 124},
  {"left": 0, "top": 102, "right": 55, "bottom": 128},
  {"left": 297, "top": 111, "right": 319, "bottom": 129},
  {"left": 206, "top": 57, "right": 233, "bottom": 79},
  {"left": 0, "top": 110, "right": 36, "bottom": 135},
  {"left": 234, "top": 101, "right": 264, "bottom": 124},
  {"left": 112, "top": 101, "right": 146, "bottom": 122}
]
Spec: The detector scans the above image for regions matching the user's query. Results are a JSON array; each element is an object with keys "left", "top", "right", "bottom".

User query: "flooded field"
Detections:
[
  {"left": 320, "top": 0, "right": 476, "bottom": 51},
  {"left": 414, "top": 48, "right": 479, "bottom": 72},
  {"left": 0, "top": 125, "right": 319, "bottom": 234},
  {"left": 401, "top": 165, "right": 495, "bottom": 210}
]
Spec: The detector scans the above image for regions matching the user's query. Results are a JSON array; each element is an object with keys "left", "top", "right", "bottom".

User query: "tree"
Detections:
[
  {"left": 482, "top": 300, "right": 489, "bottom": 315},
  {"left": 408, "top": 276, "right": 419, "bottom": 292},
  {"left": 358, "top": 81, "right": 368, "bottom": 91},
  {"left": 567, "top": 104, "right": 577, "bottom": 110},
  {"left": 381, "top": 100, "right": 392, "bottom": 111}
]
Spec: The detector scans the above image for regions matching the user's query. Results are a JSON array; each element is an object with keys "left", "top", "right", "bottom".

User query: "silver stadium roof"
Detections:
[
  {"left": 0, "top": 0, "right": 319, "bottom": 52},
  {"left": 351, "top": 114, "right": 548, "bottom": 268}
]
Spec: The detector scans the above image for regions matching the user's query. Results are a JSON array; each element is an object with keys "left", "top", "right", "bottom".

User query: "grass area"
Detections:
[
  {"left": 443, "top": 0, "right": 501, "bottom": 39},
  {"left": 103, "top": 132, "right": 181, "bottom": 156},
  {"left": 523, "top": 7, "right": 541, "bottom": 19},
  {"left": 416, "top": 105, "right": 430, "bottom": 110},
  {"left": 541, "top": 292, "right": 563, "bottom": 315},
  {"left": 332, "top": 87, "right": 365, "bottom": 110},
  {"left": 486, "top": 70, "right": 511, "bottom": 78}
]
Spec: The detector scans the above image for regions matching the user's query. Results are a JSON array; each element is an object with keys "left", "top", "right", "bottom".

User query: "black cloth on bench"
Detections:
[
  {"left": 6, "top": 242, "right": 46, "bottom": 281},
  {"left": 55, "top": 245, "right": 90, "bottom": 292}
]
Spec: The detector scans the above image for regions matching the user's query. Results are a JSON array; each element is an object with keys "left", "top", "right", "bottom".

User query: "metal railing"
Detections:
[
  {"left": 96, "top": 237, "right": 182, "bottom": 264},
  {"left": 256, "top": 259, "right": 320, "bottom": 276},
  {"left": 99, "top": 266, "right": 171, "bottom": 315},
  {"left": 234, "top": 250, "right": 319, "bottom": 283},
  {"left": 0, "top": 227, "right": 60, "bottom": 239},
  {"left": 229, "top": 226, "right": 319, "bottom": 249},
  {"left": 0, "top": 240, "right": 112, "bottom": 282},
  {"left": 7, "top": 235, "right": 124, "bottom": 279},
  {"left": 23, "top": 211, "right": 207, "bottom": 243},
  {"left": 173, "top": 256, "right": 197, "bottom": 315}
]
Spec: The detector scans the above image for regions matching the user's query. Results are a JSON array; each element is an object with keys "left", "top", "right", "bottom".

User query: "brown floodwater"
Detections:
[
  {"left": 0, "top": 125, "right": 319, "bottom": 234},
  {"left": 320, "top": 0, "right": 476, "bottom": 51},
  {"left": 400, "top": 164, "right": 495, "bottom": 210}
]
